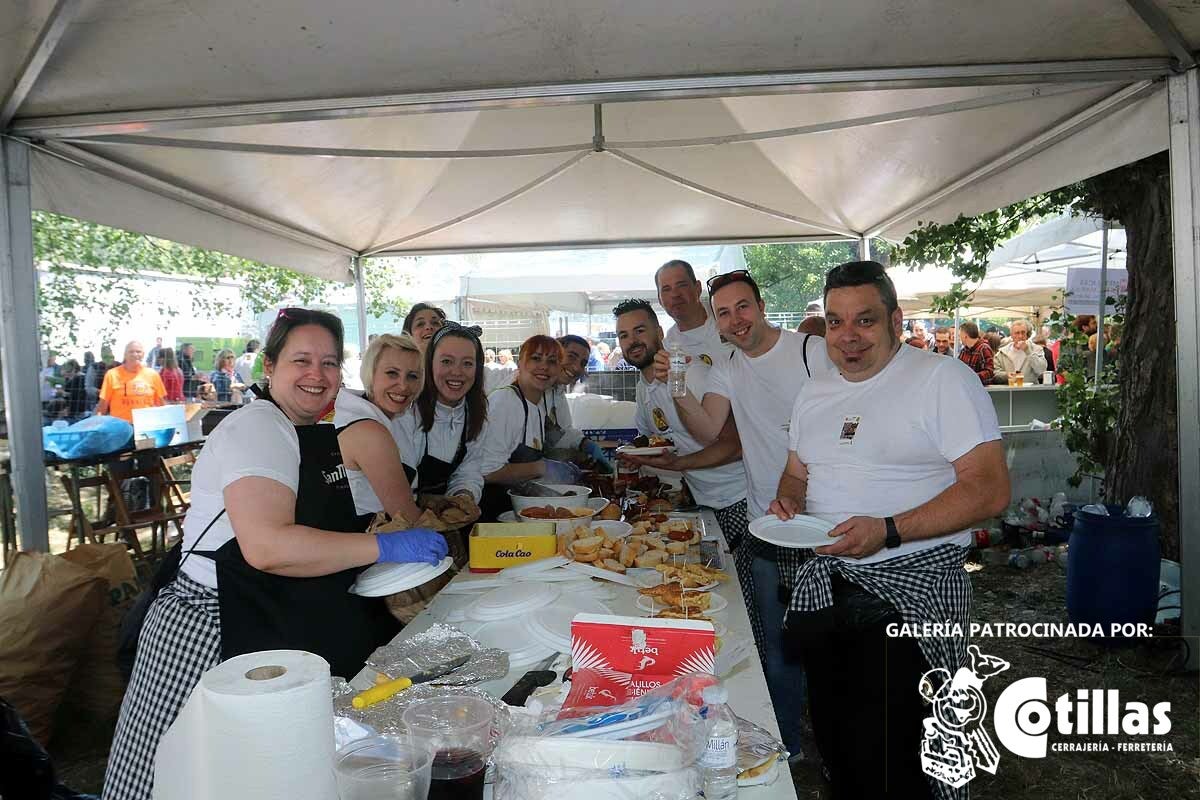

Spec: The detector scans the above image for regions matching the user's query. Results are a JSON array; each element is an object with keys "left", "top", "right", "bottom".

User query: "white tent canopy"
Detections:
[
  {"left": 892, "top": 214, "right": 1127, "bottom": 316},
  {"left": 2, "top": 1, "right": 1191, "bottom": 278},
  {"left": 443, "top": 244, "right": 746, "bottom": 315}
]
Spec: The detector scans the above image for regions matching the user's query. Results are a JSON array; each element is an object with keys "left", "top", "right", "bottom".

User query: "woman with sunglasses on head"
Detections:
[
  {"left": 478, "top": 335, "right": 583, "bottom": 519},
  {"left": 104, "top": 309, "right": 447, "bottom": 800},
  {"left": 402, "top": 302, "right": 447, "bottom": 354},
  {"left": 397, "top": 323, "right": 488, "bottom": 514},
  {"left": 333, "top": 333, "right": 426, "bottom": 525}
]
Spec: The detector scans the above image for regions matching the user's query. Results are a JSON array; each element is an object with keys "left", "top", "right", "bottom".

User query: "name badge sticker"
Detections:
[{"left": 839, "top": 415, "right": 861, "bottom": 445}]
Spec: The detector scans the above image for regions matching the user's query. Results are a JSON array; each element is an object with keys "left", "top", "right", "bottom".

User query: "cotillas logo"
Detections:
[
  {"left": 919, "top": 646, "right": 1175, "bottom": 788},
  {"left": 993, "top": 681, "right": 1171, "bottom": 758},
  {"left": 918, "top": 645, "right": 1010, "bottom": 787}
]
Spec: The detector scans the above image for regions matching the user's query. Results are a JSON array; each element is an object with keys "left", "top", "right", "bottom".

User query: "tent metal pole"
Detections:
[
  {"left": 864, "top": 80, "right": 1159, "bottom": 237},
  {"left": 1093, "top": 222, "right": 1109, "bottom": 384},
  {"left": 1125, "top": 0, "right": 1197, "bottom": 70},
  {"left": 953, "top": 308, "right": 962, "bottom": 356},
  {"left": 1167, "top": 68, "right": 1200, "bottom": 670},
  {"left": 370, "top": 233, "right": 854, "bottom": 258},
  {"left": 858, "top": 236, "right": 870, "bottom": 261},
  {"left": 0, "top": 138, "right": 49, "bottom": 550},
  {"left": 11, "top": 58, "right": 1174, "bottom": 138},
  {"left": 0, "top": 0, "right": 82, "bottom": 129},
  {"left": 353, "top": 256, "right": 368, "bottom": 354}
]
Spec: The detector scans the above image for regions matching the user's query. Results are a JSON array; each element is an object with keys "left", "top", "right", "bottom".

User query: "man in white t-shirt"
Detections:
[
  {"left": 771, "top": 260, "right": 1008, "bottom": 799},
  {"left": 656, "top": 258, "right": 733, "bottom": 366},
  {"left": 632, "top": 269, "right": 832, "bottom": 759}
]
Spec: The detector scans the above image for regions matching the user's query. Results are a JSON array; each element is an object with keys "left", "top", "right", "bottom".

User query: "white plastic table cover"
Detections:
[{"left": 351, "top": 508, "right": 799, "bottom": 798}]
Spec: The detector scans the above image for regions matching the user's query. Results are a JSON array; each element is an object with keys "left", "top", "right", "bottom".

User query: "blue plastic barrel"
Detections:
[{"left": 1067, "top": 504, "right": 1160, "bottom": 637}]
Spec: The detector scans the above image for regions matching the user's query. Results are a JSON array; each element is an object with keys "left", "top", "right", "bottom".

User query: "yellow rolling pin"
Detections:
[{"left": 351, "top": 653, "right": 470, "bottom": 709}]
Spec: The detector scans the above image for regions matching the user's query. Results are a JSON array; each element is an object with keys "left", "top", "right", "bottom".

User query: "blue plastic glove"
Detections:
[
  {"left": 542, "top": 458, "right": 584, "bottom": 485},
  {"left": 375, "top": 529, "right": 448, "bottom": 565},
  {"left": 581, "top": 439, "right": 615, "bottom": 474}
]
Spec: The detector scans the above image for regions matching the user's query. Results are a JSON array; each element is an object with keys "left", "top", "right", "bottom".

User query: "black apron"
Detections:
[
  {"left": 544, "top": 389, "right": 567, "bottom": 449},
  {"left": 479, "top": 384, "right": 544, "bottom": 520},
  {"left": 416, "top": 409, "right": 469, "bottom": 497},
  {"left": 201, "top": 393, "right": 399, "bottom": 679}
]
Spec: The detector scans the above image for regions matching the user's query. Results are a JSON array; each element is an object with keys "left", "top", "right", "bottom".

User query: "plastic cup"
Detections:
[
  {"left": 1042, "top": 371, "right": 1055, "bottom": 385},
  {"left": 402, "top": 696, "right": 496, "bottom": 800},
  {"left": 334, "top": 734, "right": 433, "bottom": 800},
  {"left": 1010, "top": 372, "right": 1024, "bottom": 387}
]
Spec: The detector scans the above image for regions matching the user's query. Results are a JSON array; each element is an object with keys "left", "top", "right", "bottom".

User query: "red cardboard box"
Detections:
[{"left": 565, "top": 613, "right": 715, "bottom": 709}]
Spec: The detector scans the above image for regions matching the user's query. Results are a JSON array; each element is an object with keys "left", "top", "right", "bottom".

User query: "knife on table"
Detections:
[
  {"left": 501, "top": 654, "right": 559, "bottom": 707},
  {"left": 352, "top": 653, "right": 471, "bottom": 708}
]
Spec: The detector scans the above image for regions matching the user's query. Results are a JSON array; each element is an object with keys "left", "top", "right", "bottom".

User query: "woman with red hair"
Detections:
[{"left": 478, "top": 334, "right": 582, "bottom": 518}]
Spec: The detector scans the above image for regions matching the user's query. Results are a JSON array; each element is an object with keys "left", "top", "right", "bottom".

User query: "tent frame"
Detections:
[{"left": 1, "top": 0, "right": 1197, "bottom": 666}]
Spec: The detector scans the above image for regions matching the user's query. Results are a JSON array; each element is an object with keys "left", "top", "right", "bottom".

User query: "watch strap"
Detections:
[{"left": 884, "top": 516, "right": 901, "bottom": 549}]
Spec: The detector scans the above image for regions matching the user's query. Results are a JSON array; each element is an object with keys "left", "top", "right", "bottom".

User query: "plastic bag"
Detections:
[
  {"left": 734, "top": 714, "right": 787, "bottom": 787},
  {"left": 42, "top": 415, "right": 133, "bottom": 459},
  {"left": 0, "top": 696, "right": 99, "bottom": 800},
  {"left": 493, "top": 675, "right": 714, "bottom": 800}
]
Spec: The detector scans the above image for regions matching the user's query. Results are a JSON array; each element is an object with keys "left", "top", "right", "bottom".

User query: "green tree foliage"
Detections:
[
  {"left": 32, "top": 212, "right": 408, "bottom": 350},
  {"left": 744, "top": 240, "right": 892, "bottom": 312}
]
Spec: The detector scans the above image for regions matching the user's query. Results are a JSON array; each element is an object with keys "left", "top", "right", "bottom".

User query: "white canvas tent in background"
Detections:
[
  {"left": 892, "top": 213, "right": 1128, "bottom": 317},
  {"left": 437, "top": 244, "right": 746, "bottom": 317},
  {"left": 2, "top": 1, "right": 1199, "bottom": 657}
]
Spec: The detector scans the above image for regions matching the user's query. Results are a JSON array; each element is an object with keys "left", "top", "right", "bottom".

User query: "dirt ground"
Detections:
[{"left": 789, "top": 558, "right": 1200, "bottom": 798}]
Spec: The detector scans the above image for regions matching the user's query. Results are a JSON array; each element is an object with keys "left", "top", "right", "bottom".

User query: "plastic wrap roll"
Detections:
[{"left": 153, "top": 650, "right": 336, "bottom": 800}]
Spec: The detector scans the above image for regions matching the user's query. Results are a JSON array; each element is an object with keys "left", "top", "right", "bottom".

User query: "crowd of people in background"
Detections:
[{"left": 40, "top": 337, "right": 263, "bottom": 425}]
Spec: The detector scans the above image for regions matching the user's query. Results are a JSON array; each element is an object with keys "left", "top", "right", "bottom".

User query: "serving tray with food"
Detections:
[{"left": 615, "top": 434, "right": 676, "bottom": 456}]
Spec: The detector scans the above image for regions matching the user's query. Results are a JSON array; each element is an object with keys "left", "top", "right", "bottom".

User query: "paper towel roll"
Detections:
[{"left": 153, "top": 650, "right": 337, "bottom": 800}]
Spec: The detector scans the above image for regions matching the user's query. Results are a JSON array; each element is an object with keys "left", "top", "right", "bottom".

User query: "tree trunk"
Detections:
[{"left": 1086, "top": 154, "right": 1179, "bottom": 559}]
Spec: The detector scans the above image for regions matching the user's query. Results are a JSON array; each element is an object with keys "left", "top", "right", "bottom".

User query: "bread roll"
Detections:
[
  {"left": 573, "top": 549, "right": 601, "bottom": 563},
  {"left": 635, "top": 550, "right": 668, "bottom": 568},
  {"left": 573, "top": 535, "right": 604, "bottom": 555},
  {"left": 601, "top": 558, "right": 627, "bottom": 574},
  {"left": 665, "top": 541, "right": 688, "bottom": 555}
]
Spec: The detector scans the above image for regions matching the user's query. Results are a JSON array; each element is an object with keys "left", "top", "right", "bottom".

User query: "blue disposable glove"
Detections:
[
  {"left": 375, "top": 529, "right": 448, "bottom": 565},
  {"left": 542, "top": 458, "right": 583, "bottom": 485},
  {"left": 581, "top": 439, "right": 615, "bottom": 474}
]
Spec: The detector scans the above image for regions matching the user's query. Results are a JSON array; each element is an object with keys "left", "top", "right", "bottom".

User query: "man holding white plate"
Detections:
[{"left": 770, "top": 260, "right": 1008, "bottom": 799}]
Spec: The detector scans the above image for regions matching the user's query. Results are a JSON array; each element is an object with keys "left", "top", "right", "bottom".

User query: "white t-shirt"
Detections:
[
  {"left": 479, "top": 385, "right": 545, "bottom": 475},
  {"left": 788, "top": 343, "right": 1002, "bottom": 565},
  {"left": 545, "top": 384, "right": 583, "bottom": 450},
  {"left": 707, "top": 329, "right": 834, "bottom": 518},
  {"left": 396, "top": 403, "right": 487, "bottom": 501},
  {"left": 635, "top": 364, "right": 747, "bottom": 510},
  {"left": 180, "top": 400, "right": 301, "bottom": 589},
  {"left": 234, "top": 352, "right": 256, "bottom": 386},
  {"left": 332, "top": 389, "right": 414, "bottom": 515},
  {"left": 663, "top": 306, "right": 734, "bottom": 367}
]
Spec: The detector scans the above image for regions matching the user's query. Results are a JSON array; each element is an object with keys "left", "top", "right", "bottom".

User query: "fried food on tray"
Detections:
[
  {"left": 653, "top": 607, "right": 713, "bottom": 622},
  {"left": 642, "top": 584, "right": 711, "bottom": 609},
  {"left": 519, "top": 505, "right": 592, "bottom": 519},
  {"left": 655, "top": 562, "right": 729, "bottom": 585},
  {"left": 595, "top": 502, "right": 622, "bottom": 520},
  {"left": 647, "top": 435, "right": 674, "bottom": 448}
]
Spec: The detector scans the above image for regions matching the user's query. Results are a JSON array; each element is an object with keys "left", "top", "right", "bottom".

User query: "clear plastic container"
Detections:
[
  {"left": 700, "top": 685, "right": 738, "bottom": 799},
  {"left": 334, "top": 734, "right": 433, "bottom": 800}
]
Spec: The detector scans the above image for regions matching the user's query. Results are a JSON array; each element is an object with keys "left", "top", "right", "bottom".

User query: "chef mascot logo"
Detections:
[
  {"left": 918, "top": 645, "right": 1010, "bottom": 787},
  {"left": 651, "top": 407, "right": 670, "bottom": 432}
]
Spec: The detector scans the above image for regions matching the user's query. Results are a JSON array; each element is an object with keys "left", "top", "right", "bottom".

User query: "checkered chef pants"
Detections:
[{"left": 103, "top": 572, "right": 221, "bottom": 800}]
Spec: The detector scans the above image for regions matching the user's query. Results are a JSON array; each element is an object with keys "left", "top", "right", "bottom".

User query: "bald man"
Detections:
[{"left": 97, "top": 341, "right": 166, "bottom": 423}]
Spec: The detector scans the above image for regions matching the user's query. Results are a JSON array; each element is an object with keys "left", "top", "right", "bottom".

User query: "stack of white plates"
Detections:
[
  {"left": 466, "top": 582, "right": 561, "bottom": 622},
  {"left": 349, "top": 557, "right": 454, "bottom": 597},
  {"left": 525, "top": 595, "right": 610, "bottom": 654}
]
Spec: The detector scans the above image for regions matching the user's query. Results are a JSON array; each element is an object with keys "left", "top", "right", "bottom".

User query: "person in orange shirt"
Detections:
[{"left": 97, "top": 341, "right": 166, "bottom": 422}]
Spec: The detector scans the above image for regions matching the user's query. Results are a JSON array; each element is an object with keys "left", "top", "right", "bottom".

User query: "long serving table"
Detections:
[{"left": 351, "top": 508, "right": 800, "bottom": 799}]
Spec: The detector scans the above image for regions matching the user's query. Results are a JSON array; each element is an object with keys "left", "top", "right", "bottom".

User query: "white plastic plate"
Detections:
[
  {"left": 747, "top": 514, "right": 837, "bottom": 549},
  {"left": 349, "top": 557, "right": 453, "bottom": 597}
]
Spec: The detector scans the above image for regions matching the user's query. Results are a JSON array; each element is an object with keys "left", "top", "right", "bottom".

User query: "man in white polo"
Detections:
[
  {"left": 634, "top": 269, "right": 832, "bottom": 759},
  {"left": 772, "top": 260, "right": 1009, "bottom": 798}
]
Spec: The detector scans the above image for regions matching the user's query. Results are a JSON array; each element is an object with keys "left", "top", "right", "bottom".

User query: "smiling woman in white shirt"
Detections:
[
  {"left": 333, "top": 333, "right": 425, "bottom": 524},
  {"left": 104, "top": 309, "right": 447, "bottom": 800},
  {"left": 479, "top": 334, "right": 582, "bottom": 518},
  {"left": 398, "top": 322, "right": 489, "bottom": 509}
]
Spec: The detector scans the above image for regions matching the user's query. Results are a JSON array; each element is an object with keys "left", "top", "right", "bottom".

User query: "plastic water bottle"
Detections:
[
  {"left": 668, "top": 344, "right": 688, "bottom": 398},
  {"left": 701, "top": 685, "right": 738, "bottom": 800}
]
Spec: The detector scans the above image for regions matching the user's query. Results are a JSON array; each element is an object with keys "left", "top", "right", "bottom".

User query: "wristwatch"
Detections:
[{"left": 884, "top": 516, "right": 902, "bottom": 549}]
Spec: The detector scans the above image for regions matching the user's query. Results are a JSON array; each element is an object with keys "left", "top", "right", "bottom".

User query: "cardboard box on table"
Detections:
[
  {"left": 565, "top": 613, "right": 715, "bottom": 709},
  {"left": 468, "top": 522, "right": 558, "bottom": 572}
]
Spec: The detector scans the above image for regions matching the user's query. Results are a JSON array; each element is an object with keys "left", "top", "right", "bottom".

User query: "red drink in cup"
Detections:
[{"left": 403, "top": 696, "right": 496, "bottom": 800}]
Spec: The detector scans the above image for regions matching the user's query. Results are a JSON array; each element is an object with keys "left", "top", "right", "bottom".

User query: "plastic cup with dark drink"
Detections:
[{"left": 402, "top": 696, "right": 496, "bottom": 800}]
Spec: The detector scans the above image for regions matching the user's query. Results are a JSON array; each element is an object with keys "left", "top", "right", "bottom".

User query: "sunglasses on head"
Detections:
[
  {"left": 706, "top": 269, "right": 755, "bottom": 295},
  {"left": 431, "top": 320, "right": 483, "bottom": 348}
]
